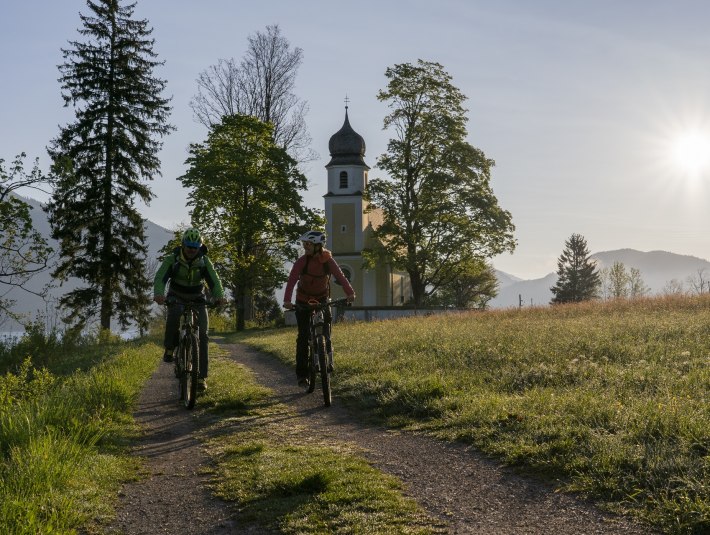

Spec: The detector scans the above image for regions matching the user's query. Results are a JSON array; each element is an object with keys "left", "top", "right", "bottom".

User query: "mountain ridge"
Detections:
[
  {"left": 490, "top": 248, "right": 710, "bottom": 309},
  {"left": 2, "top": 194, "right": 173, "bottom": 331},
  {"left": 5, "top": 194, "right": 710, "bottom": 326}
]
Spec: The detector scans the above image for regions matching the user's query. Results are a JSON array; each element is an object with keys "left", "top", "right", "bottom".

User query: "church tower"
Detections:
[{"left": 325, "top": 107, "right": 408, "bottom": 305}]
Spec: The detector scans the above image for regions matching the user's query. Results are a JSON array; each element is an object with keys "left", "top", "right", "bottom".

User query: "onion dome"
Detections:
[{"left": 326, "top": 109, "right": 367, "bottom": 167}]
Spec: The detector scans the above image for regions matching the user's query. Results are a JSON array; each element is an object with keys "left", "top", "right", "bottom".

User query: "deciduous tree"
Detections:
[
  {"left": 366, "top": 60, "right": 515, "bottom": 306},
  {"left": 602, "top": 261, "right": 629, "bottom": 299},
  {"left": 46, "top": 0, "right": 173, "bottom": 332},
  {"left": 663, "top": 278, "right": 685, "bottom": 296},
  {"left": 550, "top": 233, "right": 600, "bottom": 304},
  {"left": 427, "top": 258, "right": 498, "bottom": 309},
  {"left": 0, "top": 154, "right": 53, "bottom": 323},
  {"left": 179, "top": 114, "right": 321, "bottom": 330},
  {"left": 190, "top": 25, "right": 313, "bottom": 162},
  {"left": 686, "top": 268, "right": 709, "bottom": 295},
  {"left": 628, "top": 267, "right": 650, "bottom": 298},
  {"left": 600, "top": 261, "right": 650, "bottom": 300}
]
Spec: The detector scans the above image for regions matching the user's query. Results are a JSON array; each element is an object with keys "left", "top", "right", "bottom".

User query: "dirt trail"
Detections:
[
  {"left": 109, "top": 341, "right": 652, "bottom": 534},
  {"left": 107, "top": 362, "right": 238, "bottom": 534}
]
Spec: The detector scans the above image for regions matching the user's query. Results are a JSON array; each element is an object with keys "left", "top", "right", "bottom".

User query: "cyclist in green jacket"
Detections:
[{"left": 153, "top": 228, "right": 226, "bottom": 391}]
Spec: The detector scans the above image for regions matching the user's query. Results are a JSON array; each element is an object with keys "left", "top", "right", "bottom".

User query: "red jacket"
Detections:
[{"left": 284, "top": 250, "right": 354, "bottom": 303}]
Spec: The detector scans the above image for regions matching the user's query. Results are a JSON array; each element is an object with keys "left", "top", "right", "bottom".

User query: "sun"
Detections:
[{"left": 670, "top": 129, "right": 710, "bottom": 176}]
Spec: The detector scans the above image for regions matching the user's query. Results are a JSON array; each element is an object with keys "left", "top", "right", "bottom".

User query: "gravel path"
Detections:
[
  {"left": 107, "top": 362, "right": 238, "bottom": 534},
  {"left": 108, "top": 341, "right": 653, "bottom": 534}
]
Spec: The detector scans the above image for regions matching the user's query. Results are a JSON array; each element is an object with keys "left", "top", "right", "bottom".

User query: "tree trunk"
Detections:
[
  {"left": 409, "top": 271, "right": 425, "bottom": 306},
  {"left": 233, "top": 283, "right": 247, "bottom": 331}
]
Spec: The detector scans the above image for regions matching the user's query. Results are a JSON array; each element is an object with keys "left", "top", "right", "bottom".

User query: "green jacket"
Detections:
[{"left": 153, "top": 245, "right": 225, "bottom": 299}]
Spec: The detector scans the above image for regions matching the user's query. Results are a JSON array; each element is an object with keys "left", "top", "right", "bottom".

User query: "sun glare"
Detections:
[{"left": 670, "top": 130, "right": 710, "bottom": 176}]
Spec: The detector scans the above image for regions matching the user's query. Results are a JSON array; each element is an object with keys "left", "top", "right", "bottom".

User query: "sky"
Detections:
[{"left": 3, "top": 0, "right": 710, "bottom": 281}]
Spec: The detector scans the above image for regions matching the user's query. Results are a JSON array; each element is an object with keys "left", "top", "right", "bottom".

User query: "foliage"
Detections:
[
  {"left": 550, "top": 233, "right": 600, "bottom": 303},
  {"left": 240, "top": 294, "right": 710, "bottom": 534},
  {"left": 627, "top": 266, "right": 650, "bottom": 298},
  {"left": 46, "top": 0, "right": 173, "bottom": 332},
  {"left": 367, "top": 59, "right": 515, "bottom": 306},
  {"left": 190, "top": 24, "right": 314, "bottom": 163},
  {"left": 179, "top": 114, "right": 322, "bottom": 330},
  {"left": 0, "top": 357, "right": 55, "bottom": 411},
  {"left": 0, "top": 319, "right": 108, "bottom": 375},
  {"left": 601, "top": 260, "right": 629, "bottom": 299},
  {"left": 600, "top": 261, "right": 650, "bottom": 299},
  {"left": 252, "top": 290, "right": 283, "bottom": 326},
  {"left": 426, "top": 258, "right": 498, "bottom": 309},
  {"left": 0, "top": 154, "right": 53, "bottom": 323}
]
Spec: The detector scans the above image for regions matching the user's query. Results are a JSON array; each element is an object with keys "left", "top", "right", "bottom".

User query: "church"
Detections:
[{"left": 323, "top": 108, "right": 411, "bottom": 306}]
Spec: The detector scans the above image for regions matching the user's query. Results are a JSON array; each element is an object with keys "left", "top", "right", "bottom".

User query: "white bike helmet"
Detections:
[{"left": 299, "top": 230, "right": 326, "bottom": 245}]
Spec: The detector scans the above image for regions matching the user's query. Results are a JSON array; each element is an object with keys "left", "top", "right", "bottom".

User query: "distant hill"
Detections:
[
  {"left": 590, "top": 249, "right": 710, "bottom": 291},
  {"left": 490, "top": 272, "right": 557, "bottom": 309},
  {"left": 490, "top": 249, "right": 710, "bottom": 309},
  {"left": 2, "top": 194, "right": 173, "bottom": 331},
  {"left": 6, "top": 195, "right": 710, "bottom": 325},
  {"left": 494, "top": 270, "right": 523, "bottom": 289}
]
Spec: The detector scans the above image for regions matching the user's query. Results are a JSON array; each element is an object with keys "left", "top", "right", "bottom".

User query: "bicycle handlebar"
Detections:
[
  {"left": 164, "top": 295, "right": 219, "bottom": 308},
  {"left": 289, "top": 297, "right": 352, "bottom": 312}
]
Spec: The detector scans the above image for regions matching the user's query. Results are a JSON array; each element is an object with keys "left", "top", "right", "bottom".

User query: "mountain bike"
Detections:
[
  {"left": 294, "top": 297, "right": 350, "bottom": 407},
  {"left": 166, "top": 296, "right": 208, "bottom": 410}
]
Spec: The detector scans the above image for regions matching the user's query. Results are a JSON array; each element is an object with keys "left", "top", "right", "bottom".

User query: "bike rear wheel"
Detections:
[
  {"left": 183, "top": 333, "right": 199, "bottom": 409},
  {"left": 316, "top": 335, "right": 331, "bottom": 406}
]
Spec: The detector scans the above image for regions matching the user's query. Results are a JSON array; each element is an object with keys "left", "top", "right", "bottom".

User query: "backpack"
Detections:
[
  {"left": 300, "top": 255, "right": 331, "bottom": 297},
  {"left": 169, "top": 248, "right": 208, "bottom": 282}
]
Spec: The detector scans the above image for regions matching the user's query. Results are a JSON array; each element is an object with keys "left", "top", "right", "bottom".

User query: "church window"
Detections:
[
  {"left": 334, "top": 266, "right": 352, "bottom": 284},
  {"left": 339, "top": 171, "right": 348, "bottom": 189}
]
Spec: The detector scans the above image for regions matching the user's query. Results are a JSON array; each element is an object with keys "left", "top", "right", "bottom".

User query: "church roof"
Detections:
[{"left": 326, "top": 109, "right": 367, "bottom": 167}]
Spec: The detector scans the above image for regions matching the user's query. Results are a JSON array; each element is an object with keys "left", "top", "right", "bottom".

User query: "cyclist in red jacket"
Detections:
[{"left": 283, "top": 230, "right": 355, "bottom": 388}]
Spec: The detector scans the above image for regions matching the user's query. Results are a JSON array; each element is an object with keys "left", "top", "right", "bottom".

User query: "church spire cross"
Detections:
[{"left": 344, "top": 94, "right": 350, "bottom": 110}]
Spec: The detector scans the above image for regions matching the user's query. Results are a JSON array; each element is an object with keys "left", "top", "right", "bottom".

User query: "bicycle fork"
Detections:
[{"left": 312, "top": 309, "right": 325, "bottom": 372}]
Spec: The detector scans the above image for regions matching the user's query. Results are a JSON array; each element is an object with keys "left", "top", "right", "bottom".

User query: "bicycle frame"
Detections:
[
  {"left": 295, "top": 297, "right": 350, "bottom": 406},
  {"left": 166, "top": 296, "right": 206, "bottom": 409}
]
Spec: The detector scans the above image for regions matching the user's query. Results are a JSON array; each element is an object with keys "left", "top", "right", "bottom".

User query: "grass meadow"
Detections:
[
  {"left": 235, "top": 294, "right": 710, "bottom": 534},
  {"left": 2, "top": 294, "right": 708, "bottom": 533},
  {"left": 0, "top": 337, "right": 160, "bottom": 534}
]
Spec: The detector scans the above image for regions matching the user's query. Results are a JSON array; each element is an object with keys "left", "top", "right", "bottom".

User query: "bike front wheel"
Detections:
[
  {"left": 316, "top": 335, "right": 331, "bottom": 406},
  {"left": 307, "top": 340, "right": 316, "bottom": 393},
  {"left": 177, "top": 341, "right": 186, "bottom": 400},
  {"left": 183, "top": 333, "right": 199, "bottom": 409}
]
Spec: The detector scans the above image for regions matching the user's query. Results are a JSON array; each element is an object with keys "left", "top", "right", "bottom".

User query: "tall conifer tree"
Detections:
[
  {"left": 550, "top": 233, "right": 600, "bottom": 304},
  {"left": 46, "top": 0, "right": 172, "bottom": 331}
]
